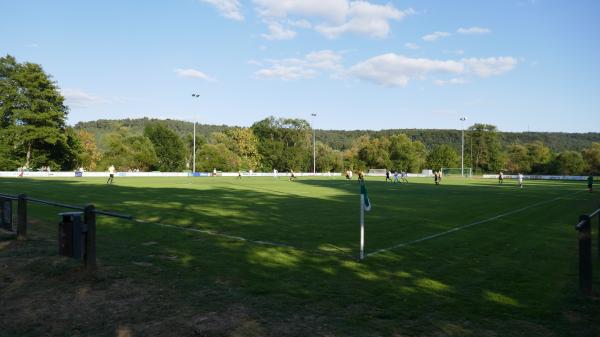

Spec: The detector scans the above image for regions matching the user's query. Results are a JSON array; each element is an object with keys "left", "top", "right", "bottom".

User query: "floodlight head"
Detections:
[
  {"left": 311, "top": 113, "right": 317, "bottom": 116},
  {"left": 460, "top": 116, "right": 467, "bottom": 121}
]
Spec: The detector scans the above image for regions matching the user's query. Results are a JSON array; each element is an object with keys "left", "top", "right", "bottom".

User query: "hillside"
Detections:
[{"left": 74, "top": 118, "right": 600, "bottom": 152}]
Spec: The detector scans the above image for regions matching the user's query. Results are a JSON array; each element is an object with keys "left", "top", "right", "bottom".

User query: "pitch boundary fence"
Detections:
[
  {"left": 2, "top": 190, "right": 595, "bottom": 268},
  {"left": 0, "top": 192, "right": 131, "bottom": 270},
  {"left": 575, "top": 206, "right": 600, "bottom": 295}
]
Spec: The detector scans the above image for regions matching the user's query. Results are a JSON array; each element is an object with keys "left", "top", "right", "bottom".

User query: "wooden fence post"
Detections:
[
  {"left": 577, "top": 215, "right": 592, "bottom": 295},
  {"left": 17, "top": 194, "right": 27, "bottom": 240},
  {"left": 84, "top": 204, "right": 96, "bottom": 271}
]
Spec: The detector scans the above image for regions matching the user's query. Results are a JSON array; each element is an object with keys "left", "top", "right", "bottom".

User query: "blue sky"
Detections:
[{"left": 1, "top": 0, "right": 599, "bottom": 132}]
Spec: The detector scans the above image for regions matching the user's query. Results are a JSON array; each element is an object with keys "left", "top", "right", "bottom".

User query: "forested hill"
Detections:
[
  {"left": 316, "top": 128, "right": 600, "bottom": 152},
  {"left": 74, "top": 118, "right": 600, "bottom": 152},
  {"left": 74, "top": 118, "right": 229, "bottom": 151}
]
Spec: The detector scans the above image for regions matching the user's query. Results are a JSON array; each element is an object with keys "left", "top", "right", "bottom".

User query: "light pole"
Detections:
[
  {"left": 311, "top": 113, "right": 317, "bottom": 174},
  {"left": 192, "top": 93, "right": 200, "bottom": 173},
  {"left": 460, "top": 116, "right": 467, "bottom": 177}
]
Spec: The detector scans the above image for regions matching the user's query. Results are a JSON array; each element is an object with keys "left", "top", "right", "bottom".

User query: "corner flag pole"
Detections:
[
  {"left": 193, "top": 122, "right": 196, "bottom": 173},
  {"left": 360, "top": 194, "right": 365, "bottom": 260},
  {"left": 359, "top": 180, "right": 371, "bottom": 260}
]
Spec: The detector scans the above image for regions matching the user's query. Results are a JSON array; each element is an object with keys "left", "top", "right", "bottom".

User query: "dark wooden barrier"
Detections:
[
  {"left": 575, "top": 208, "right": 600, "bottom": 296},
  {"left": 0, "top": 192, "right": 130, "bottom": 272}
]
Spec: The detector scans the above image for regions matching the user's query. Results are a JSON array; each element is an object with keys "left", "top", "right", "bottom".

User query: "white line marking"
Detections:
[
  {"left": 132, "top": 219, "right": 354, "bottom": 258},
  {"left": 366, "top": 191, "right": 582, "bottom": 257},
  {"left": 132, "top": 190, "right": 585, "bottom": 259},
  {"left": 133, "top": 219, "right": 295, "bottom": 249}
]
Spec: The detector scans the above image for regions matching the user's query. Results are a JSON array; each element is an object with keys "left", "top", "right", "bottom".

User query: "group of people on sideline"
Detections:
[
  {"left": 498, "top": 172, "right": 523, "bottom": 188},
  {"left": 99, "top": 164, "right": 594, "bottom": 192},
  {"left": 385, "top": 170, "right": 409, "bottom": 183}
]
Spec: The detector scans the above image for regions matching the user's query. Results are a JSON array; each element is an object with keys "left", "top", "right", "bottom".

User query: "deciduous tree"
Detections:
[
  {"left": 427, "top": 144, "right": 459, "bottom": 171},
  {"left": 0, "top": 55, "right": 79, "bottom": 170},
  {"left": 550, "top": 151, "right": 585, "bottom": 175},
  {"left": 144, "top": 123, "right": 186, "bottom": 171}
]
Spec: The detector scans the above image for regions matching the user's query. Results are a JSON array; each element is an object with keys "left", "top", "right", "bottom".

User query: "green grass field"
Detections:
[{"left": 1, "top": 176, "right": 599, "bottom": 336}]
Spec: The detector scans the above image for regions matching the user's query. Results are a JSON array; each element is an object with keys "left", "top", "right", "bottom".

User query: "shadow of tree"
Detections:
[{"left": 1, "top": 177, "right": 598, "bottom": 336}]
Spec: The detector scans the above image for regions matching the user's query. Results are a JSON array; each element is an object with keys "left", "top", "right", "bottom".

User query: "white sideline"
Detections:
[
  {"left": 366, "top": 191, "right": 583, "bottom": 257},
  {"left": 133, "top": 218, "right": 299, "bottom": 249},
  {"left": 133, "top": 219, "right": 353, "bottom": 258}
]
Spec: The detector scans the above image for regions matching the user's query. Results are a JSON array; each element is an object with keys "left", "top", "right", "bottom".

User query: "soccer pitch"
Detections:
[{"left": 1, "top": 176, "right": 599, "bottom": 336}]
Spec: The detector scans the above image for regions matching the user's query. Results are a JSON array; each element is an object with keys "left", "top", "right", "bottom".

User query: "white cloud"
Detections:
[
  {"left": 254, "top": 0, "right": 349, "bottom": 23},
  {"left": 305, "top": 50, "right": 343, "bottom": 70},
  {"left": 434, "top": 78, "right": 469, "bottom": 86},
  {"left": 254, "top": 50, "right": 343, "bottom": 80},
  {"left": 252, "top": 49, "right": 518, "bottom": 86},
  {"left": 348, "top": 54, "right": 463, "bottom": 87},
  {"left": 457, "top": 26, "right": 491, "bottom": 35},
  {"left": 287, "top": 19, "right": 312, "bottom": 28},
  {"left": 315, "top": 3, "right": 414, "bottom": 39},
  {"left": 404, "top": 42, "right": 419, "bottom": 50},
  {"left": 255, "top": 65, "right": 318, "bottom": 80},
  {"left": 462, "top": 57, "right": 518, "bottom": 77},
  {"left": 261, "top": 22, "right": 297, "bottom": 40},
  {"left": 348, "top": 54, "right": 517, "bottom": 87},
  {"left": 61, "top": 88, "right": 106, "bottom": 107},
  {"left": 422, "top": 31, "right": 451, "bottom": 42},
  {"left": 254, "top": 0, "right": 413, "bottom": 39},
  {"left": 174, "top": 68, "right": 216, "bottom": 81},
  {"left": 443, "top": 49, "right": 465, "bottom": 55},
  {"left": 201, "top": 0, "right": 243, "bottom": 21}
]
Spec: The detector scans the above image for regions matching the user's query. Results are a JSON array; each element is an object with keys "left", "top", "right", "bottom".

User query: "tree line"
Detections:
[
  {"left": 75, "top": 118, "right": 600, "bottom": 153},
  {"left": 68, "top": 119, "right": 600, "bottom": 176},
  {"left": 2, "top": 55, "right": 599, "bottom": 175}
]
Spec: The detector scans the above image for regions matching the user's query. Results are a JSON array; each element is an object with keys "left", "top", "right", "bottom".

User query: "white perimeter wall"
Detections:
[
  {"left": 0, "top": 171, "right": 342, "bottom": 178},
  {"left": 482, "top": 174, "right": 588, "bottom": 181},
  {"left": 0, "top": 171, "right": 587, "bottom": 180}
]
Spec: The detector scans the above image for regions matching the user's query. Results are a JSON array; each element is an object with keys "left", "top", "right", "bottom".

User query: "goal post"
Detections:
[
  {"left": 367, "top": 169, "right": 387, "bottom": 176},
  {"left": 441, "top": 167, "right": 472, "bottom": 178}
]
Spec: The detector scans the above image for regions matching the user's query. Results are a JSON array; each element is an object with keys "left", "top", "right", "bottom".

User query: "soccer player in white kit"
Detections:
[{"left": 518, "top": 173, "right": 524, "bottom": 188}]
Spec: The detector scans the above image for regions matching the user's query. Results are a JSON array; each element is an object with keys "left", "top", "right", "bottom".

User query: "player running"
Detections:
[
  {"left": 588, "top": 175, "right": 594, "bottom": 193},
  {"left": 518, "top": 173, "right": 524, "bottom": 188},
  {"left": 401, "top": 171, "right": 408, "bottom": 183},
  {"left": 385, "top": 170, "right": 392, "bottom": 182},
  {"left": 498, "top": 171, "right": 504, "bottom": 184},
  {"left": 106, "top": 165, "right": 116, "bottom": 184},
  {"left": 345, "top": 170, "right": 353, "bottom": 180},
  {"left": 289, "top": 170, "right": 297, "bottom": 181}
]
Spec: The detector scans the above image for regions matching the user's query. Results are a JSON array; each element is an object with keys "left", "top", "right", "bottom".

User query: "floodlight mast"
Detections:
[
  {"left": 311, "top": 113, "right": 317, "bottom": 175},
  {"left": 192, "top": 94, "right": 200, "bottom": 173},
  {"left": 460, "top": 116, "right": 467, "bottom": 177}
]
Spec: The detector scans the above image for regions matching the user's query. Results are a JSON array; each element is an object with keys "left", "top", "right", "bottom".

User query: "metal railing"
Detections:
[
  {"left": 575, "top": 207, "right": 600, "bottom": 295},
  {"left": 0, "top": 192, "right": 131, "bottom": 271}
]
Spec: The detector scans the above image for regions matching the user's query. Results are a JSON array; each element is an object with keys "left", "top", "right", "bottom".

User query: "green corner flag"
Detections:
[{"left": 360, "top": 181, "right": 371, "bottom": 211}]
